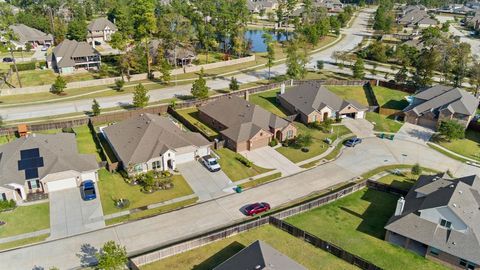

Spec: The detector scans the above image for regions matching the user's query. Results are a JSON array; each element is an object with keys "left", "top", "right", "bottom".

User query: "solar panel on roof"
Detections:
[
  {"left": 20, "top": 148, "right": 40, "bottom": 159},
  {"left": 25, "top": 168, "right": 39, "bottom": 180},
  {"left": 17, "top": 148, "right": 44, "bottom": 180}
]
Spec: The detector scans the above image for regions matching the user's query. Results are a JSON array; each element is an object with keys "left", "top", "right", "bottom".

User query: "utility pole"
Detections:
[{"left": 48, "top": 7, "right": 55, "bottom": 44}]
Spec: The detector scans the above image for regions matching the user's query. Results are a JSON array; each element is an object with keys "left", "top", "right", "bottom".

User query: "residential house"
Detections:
[
  {"left": 467, "top": 11, "right": 480, "bottom": 31},
  {"left": 0, "top": 133, "right": 99, "bottom": 203},
  {"left": 87, "top": 18, "right": 117, "bottom": 45},
  {"left": 247, "top": 0, "right": 278, "bottom": 14},
  {"left": 198, "top": 95, "right": 297, "bottom": 152},
  {"left": 398, "top": 5, "right": 438, "bottom": 29},
  {"left": 102, "top": 113, "right": 211, "bottom": 176},
  {"left": 313, "top": 0, "right": 344, "bottom": 13},
  {"left": 385, "top": 173, "right": 480, "bottom": 270},
  {"left": 46, "top": 39, "right": 101, "bottom": 74},
  {"left": 213, "top": 240, "right": 307, "bottom": 270},
  {"left": 6, "top": 24, "right": 53, "bottom": 50},
  {"left": 403, "top": 85, "right": 479, "bottom": 129},
  {"left": 149, "top": 39, "right": 196, "bottom": 67},
  {"left": 278, "top": 83, "right": 368, "bottom": 124}
]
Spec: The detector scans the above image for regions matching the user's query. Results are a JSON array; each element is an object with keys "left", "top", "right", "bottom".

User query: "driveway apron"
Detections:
[{"left": 241, "top": 146, "right": 302, "bottom": 176}]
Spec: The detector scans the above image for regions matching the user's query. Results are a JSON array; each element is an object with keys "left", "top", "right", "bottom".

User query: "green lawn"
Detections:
[
  {"left": 435, "top": 130, "right": 480, "bottom": 162},
  {"left": 240, "top": 172, "right": 282, "bottom": 189},
  {"left": 248, "top": 89, "right": 288, "bottom": 117},
  {"left": 0, "top": 234, "right": 49, "bottom": 251},
  {"left": 377, "top": 172, "right": 419, "bottom": 191},
  {"left": 287, "top": 189, "right": 448, "bottom": 270},
  {"left": 366, "top": 112, "right": 403, "bottom": 133},
  {"left": 276, "top": 123, "right": 352, "bottom": 163},
  {"left": 373, "top": 86, "right": 409, "bottom": 110},
  {"left": 0, "top": 203, "right": 50, "bottom": 237},
  {"left": 326, "top": 86, "right": 370, "bottom": 106},
  {"left": 176, "top": 108, "right": 219, "bottom": 138},
  {"left": 141, "top": 225, "right": 358, "bottom": 270},
  {"left": 7, "top": 69, "right": 98, "bottom": 88},
  {"left": 73, "top": 126, "right": 102, "bottom": 162},
  {"left": 97, "top": 169, "right": 195, "bottom": 215},
  {"left": 214, "top": 148, "right": 272, "bottom": 181}
]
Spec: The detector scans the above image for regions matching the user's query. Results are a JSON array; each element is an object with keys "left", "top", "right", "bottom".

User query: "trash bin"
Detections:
[
  {"left": 235, "top": 186, "right": 243, "bottom": 193},
  {"left": 380, "top": 133, "right": 385, "bottom": 139}
]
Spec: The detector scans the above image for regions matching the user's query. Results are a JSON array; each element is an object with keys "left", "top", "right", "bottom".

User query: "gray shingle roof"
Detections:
[
  {"left": 0, "top": 133, "right": 98, "bottom": 187},
  {"left": 198, "top": 96, "right": 291, "bottom": 142},
  {"left": 213, "top": 240, "right": 307, "bottom": 270},
  {"left": 385, "top": 174, "right": 480, "bottom": 264},
  {"left": 9, "top": 24, "right": 53, "bottom": 44},
  {"left": 51, "top": 39, "right": 99, "bottom": 68},
  {"left": 404, "top": 85, "right": 479, "bottom": 117},
  {"left": 87, "top": 18, "right": 117, "bottom": 32},
  {"left": 103, "top": 113, "right": 210, "bottom": 165},
  {"left": 279, "top": 83, "right": 368, "bottom": 116}
]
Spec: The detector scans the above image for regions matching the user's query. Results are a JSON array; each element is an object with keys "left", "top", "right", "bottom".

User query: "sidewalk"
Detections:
[
  {"left": 296, "top": 133, "right": 354, "bottom": 167},
  {"left": 235, "top": 170, "right": 281, "bottom": 185}
]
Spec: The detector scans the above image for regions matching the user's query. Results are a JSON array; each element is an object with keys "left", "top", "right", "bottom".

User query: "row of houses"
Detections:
[{"left": 247, "top": 0, "right": 344, "bottom": 14}]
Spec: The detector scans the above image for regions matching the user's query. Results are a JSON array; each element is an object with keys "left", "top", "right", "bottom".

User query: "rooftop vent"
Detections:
[
  {"left": 450, "top": 184, "right": 455, "bottom": 188},
  {"left": 255, "top": 266, "right": 262, "bottom": 270},
  {"left": 459, "top": 190, "right": 463, "bottom": 194},
  {"left": 453, "top": 203, "right": 457, "bottom": 208}
]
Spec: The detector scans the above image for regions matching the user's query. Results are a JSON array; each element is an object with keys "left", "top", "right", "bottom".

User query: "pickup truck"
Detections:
[{"left": 202, "top": 155, "right": 221, "bottom": 172}]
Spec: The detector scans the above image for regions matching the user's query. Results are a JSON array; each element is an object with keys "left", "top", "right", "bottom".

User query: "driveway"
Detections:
[
  {"left": 177, "top": 161, "right": 235, "bottom": 202},
  {"left": 48, "top": 184, "right": 105, "bottom": 239},
  {"left": 342, "top": 118, "right": 375, "bottom": 138},
  {"left": 394, "top": 123, "right": 435, "bottom": 145},
  {"left": 240, "top": 146, "right": 302, "bottom": 175}
]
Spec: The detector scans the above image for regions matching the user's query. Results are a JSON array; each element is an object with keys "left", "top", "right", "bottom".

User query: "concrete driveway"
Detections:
[
  {"left": 240, "top": 146, "right": 302, "bottom": 175},
  {"left": 48, "top": 184, "right": 105, "bottom": 239},
  {"left": 342, "top": 118, "right": 375, "bottom": 138},
  {"left": 394, "top": 123, "right": 435, "bottom": 145},
  {"left": 177, "top": 161, "right": 235, "bottom": 201}
]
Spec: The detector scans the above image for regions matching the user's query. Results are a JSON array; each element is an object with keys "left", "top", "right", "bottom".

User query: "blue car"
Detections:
[
  {"left": 345, "top": 137, "right": 362, "bottom": 147},
  {"left": 81, "top": 180, "right": 97, "bottom": 201}
]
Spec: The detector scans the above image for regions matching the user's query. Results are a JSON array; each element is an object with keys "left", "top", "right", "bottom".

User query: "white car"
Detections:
[{"left": 202, "top": 155, "right": 221, "bottom": 172}]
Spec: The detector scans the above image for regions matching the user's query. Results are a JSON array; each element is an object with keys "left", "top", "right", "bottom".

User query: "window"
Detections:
[
  {"left": 312, "top": 115, "right": 317, "bottom": 122},
  {"left": 0, "top": 193, "right": 6, "bottom": 201},
  {"left": 152, "top": 161, "right": 161, "bottom": 170},
  {"left": 459, "top": 259, "right": 476, "bottom": 270},
  {"left": 28, "top": 180, "right": 39, "bottom": 189},
  {"left": 429, "top": 247, "right": 440, "bottom": 256},
  {"left": 134, "top": 164, "right": 143, "bottom": 173},
  {"left": 286, "top": 130, "right": 293, "bottom": 139},
  {"left": 440, "top": 219, "right": 452, "bottom": 229}
]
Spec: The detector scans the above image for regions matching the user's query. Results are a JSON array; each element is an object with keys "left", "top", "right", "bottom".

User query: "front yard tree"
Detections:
[
  {"left": 131, "top": 0, "right": 157, "bottom": 77},
  {"left": 411, "top": 163, "right": 422, "bottom": 176},
  {"left": 96, "top": 241, "right": 128, "bottom": 270},
  {"left": 316, "top": 60, "right": 324, "bottom": 71},
  {"left": 115, "top": 78, "right": 125, "bottom": 91},
  {"left": 133, "top": 83, "right": 150, "bottom": 108},
  {"left": 352, "top": 58, "right": 365, "bottom": 79},
  {"left": 263, "top": 33, "right": 275, "bottom": 79},
  {"left": 438, "top": 120, "right": 465, "bottom": 141},
  {"left": 296, "top": 133, "right": 313, "bottom": 148},
  {"left": 52, "top": 75, "right": 67, "bottom": 94},
  {"left": 91, "top": 99, "right": 101, "bottom": 116},
  {"left": 191, "top": 69, "right": 209, "bottom": 99},
  {"left": 286, "top": 40, "right": 308, "bottom": 79},
  {"left": 229, "top": 77, "right": 239, "bottom": 91}
]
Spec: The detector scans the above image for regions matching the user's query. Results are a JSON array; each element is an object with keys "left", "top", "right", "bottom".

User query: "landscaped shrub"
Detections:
[
  {"left": 269, "top": 138, "right": 278, "bottom": 147},
  {"left": 0, "top": 199, "right": 16, "bottom": 212},
  {"left": 38, "top": 61, "right": 47, "bottom": 69},
  {"left": 235, "top": 155, "right": 253, "bottom": 168},
  {"left": 12, "top": 62, "right": 36, "bottom": 71}
]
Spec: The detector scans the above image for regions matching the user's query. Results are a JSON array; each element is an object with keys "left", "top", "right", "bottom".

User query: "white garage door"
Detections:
[
  {"left": 46, "top": 178, "right": 77, "bottom": 192},
  {"left": 196, "top": 147, "right": 210, "bottom": 157},
  {"left": 176, "top": 152, "right": 195, "bottom": 164}
]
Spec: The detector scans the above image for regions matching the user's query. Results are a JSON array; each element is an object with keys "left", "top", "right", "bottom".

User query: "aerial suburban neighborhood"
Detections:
[{"left": 2, "top": 0, "right": 480, "bottom": 270}]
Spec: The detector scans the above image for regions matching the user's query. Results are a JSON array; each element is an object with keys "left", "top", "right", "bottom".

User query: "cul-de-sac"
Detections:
[{"left": 1, "top": 0, "right": 480, "bottom": 269}]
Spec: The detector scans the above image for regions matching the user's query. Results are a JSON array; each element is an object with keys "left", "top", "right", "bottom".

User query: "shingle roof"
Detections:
[
  {"left": 52, "top": 39, "right": 99, "bottom": 68},
  {"left": 87, "top": 18, "right": 117, "bottom": 32},
  {"left": 103, "top": 113, "right": 210, "bottom": 165},
  {"left": 213, "top": 240, "right": 307, "bottom": 270},
  {"left": 9, "top": 24, "right": 53, "bottom": 44},
  {"left": 404, "top": 85, "right": 479, "bottom": 116},
  {"left": 279, "top": 83, "right": 368, "bottom": 116},
  {"left": 385, "top": 174, "right": 480, "bottom": 264},
  {"left": 198, "top": 96, "right": 291, "bottom": 142},
  {"left": 0, "top": 133, "right": 98, "bottom": 187}
]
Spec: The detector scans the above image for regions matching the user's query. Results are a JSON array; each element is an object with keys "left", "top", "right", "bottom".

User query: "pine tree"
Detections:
[
  {"left": 91, "top": 99, "right": 101, "bottom": 116},
  {"left": 132, "top": 83, "right": 150, "bottom": 108},
  {"left": 191, "top": 69, "right": 209, "bottom": 99},
  {"left": 52, "top": 75, "right": 67, "bottom": 94},
  {"left": 229, "top": 77, "right": 239, "bottom": 91}
]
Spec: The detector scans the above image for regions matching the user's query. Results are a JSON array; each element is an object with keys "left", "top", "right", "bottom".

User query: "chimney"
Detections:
[
  {"left": 280, "top": 83, "right": 286, "bottom": 95},
  {"left": 395, "top": 197, "right": 405, "bottom": 216},
  {"left": 244, "top": 91, "right": 249, "bottom": 101}
]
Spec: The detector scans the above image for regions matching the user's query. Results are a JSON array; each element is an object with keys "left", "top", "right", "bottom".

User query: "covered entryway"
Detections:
[
  {"left": 167, "top": 160, "right": 174, "bottom": 169},
  {"left": 275, "top": 130, "right": 282, "bottom": 141},
  {"left": 46, "top": 178, "right": 77, "bottom": 192}
]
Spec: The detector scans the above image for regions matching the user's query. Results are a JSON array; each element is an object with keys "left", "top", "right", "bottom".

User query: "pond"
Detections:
[{"left": 244, "top": 29, "right": 290, "bottom": 53}]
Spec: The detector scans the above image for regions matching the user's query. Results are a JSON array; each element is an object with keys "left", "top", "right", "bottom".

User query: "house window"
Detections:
[
  {"left": 312, "top": 115, "right": 317, "bottom": 122},
  {"left": 286, "top": 130, "right": 293, "bottom": 139},
  {"left": 459, "top": 259, "right": 476, "bottom": 270},
  {"left": 134, "top": 164, "right": 143, "bottom": 173},
  {"left": 429, "top": 247, "right": 440, "bottom": 256},
  {"left": 28, "top": 180, "right": 40, "bottom": 189},
  {"left": 440, "top": 219, "right": 452, "bottom": 229},
  {"left": 152, "top": 161, "right": 161, "bottom": 170},
  {"left": 0, "top": 193, "right": 6, "bottom": 201}
]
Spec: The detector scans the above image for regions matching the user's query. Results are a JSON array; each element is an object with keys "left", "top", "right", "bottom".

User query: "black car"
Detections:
[
  {"left": 345, "top": 137, "right": 362, "bottom": 147},
  {"left": 2, "top": 57, "right": 13, "bottom": 63}
]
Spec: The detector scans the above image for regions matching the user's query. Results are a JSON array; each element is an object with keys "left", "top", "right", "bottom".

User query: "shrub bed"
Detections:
[
  {"left": 235, "top": 155, "right": 253, "bottom": 167},
  {"left": 0, "top": 199, "right": 16, "bottom": 212}
]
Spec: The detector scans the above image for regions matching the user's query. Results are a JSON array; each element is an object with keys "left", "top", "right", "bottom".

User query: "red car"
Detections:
[{"left": 245, "top": 202, "right": 270, "bottom": 216}]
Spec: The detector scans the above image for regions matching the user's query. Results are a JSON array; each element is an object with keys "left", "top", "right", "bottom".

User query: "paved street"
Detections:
[
  {"left": 48, "top": 186, "right": 105, "bottom": 240},
  {"left": 0, "top": 8, "right": 375, "bottom": 122},
  {"left": 1, "top": 136, "right": 478, "bottom": 270},
  {"left": 240, "top": 146, "right": 302, "bottom": 175}
]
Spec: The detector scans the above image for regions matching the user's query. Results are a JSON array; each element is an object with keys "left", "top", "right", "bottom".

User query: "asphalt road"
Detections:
[
  {"left": 1, "top": 136, "right": 478, "bottom": 270},
  {"left": 0, "top": 8, "right": 375, "bottom": 122}
]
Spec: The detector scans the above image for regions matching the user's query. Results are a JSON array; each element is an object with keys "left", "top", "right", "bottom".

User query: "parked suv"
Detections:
[
  {"left": 345, "top": 137, "right": 362, "bottom": 147},
  {"left": 202, "top": 155, "right": 221, "bottom": 172},
  {"left": 81, "top": 180, "right": 97, "bottom": 201}
]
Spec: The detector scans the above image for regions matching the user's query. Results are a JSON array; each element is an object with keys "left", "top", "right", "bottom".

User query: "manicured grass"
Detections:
[
  {"left": 366, "top": 112, "right": 403, "bottom": 133},
  {"left": 360, "top": 164, "right": 437, "bottom": 180},
  {"left": 141, "top": 225, "right": 358, "bottom": 270},
  {"left": 276, "top": 123, "right": 352, "bottom": 163},
  {"left": 176, "top": 107, "right": 219, "bottom": 138},
  {"left": 323, "top": 135, "right": 356, "bottom": 161},
  {"left": 326, "top": 86, "right": 370, "bottom": 106},
  {"left": 241, "top": 172, "right": 282, "bottom": 189},
  {"left": 435, "top": 130, "right": 480, "bottom": 162},
  {"left": 427, "top": 143, "right": 471, "bottom": 163},
  {"left": 0, "top": 134, "right": 17, "bottom": 145},
  {"left": 214, "top": 148, "right": 272, "bottom": 181},
  {"left": 0, "top": 51, "right": 35, "bottom": 58},
  {"left": 97, "top": 169, "right": 195, "bottom": 215},
  {"left": 0, "top": 203, "right": 50, "bottom": 237},
  {"left": 7, "top": 70, "right": 98, "bottom": 88},
  {"left": 0, "top": 234, "right": 49, "bottom": 251},
  {"left": 248, "top": 89, "right": 288, "bottom": 117},
  {"left": 373, "top": 86, "right": 409, "bottom": 110},
  {"left": 73, "top": 126, "right": 102, "bottom": 162},
  {"left": 286, "top": 189, "right": 449, "bottom": 270},
  {"left": 377, "top": 172, "right": 419, "bottom": 190},
  {"left": 105, "top": 197, "right": 198, "bottom": 226}
]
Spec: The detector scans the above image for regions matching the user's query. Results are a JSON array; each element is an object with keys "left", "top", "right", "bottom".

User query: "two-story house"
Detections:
[
  {"left": 87, "top": 18, "right": 117, "bottom": 45},
  {"left": 46, "top": 39, "right": 101, "bottom": 74},
  {"left": 385, "top": 173, "right": 480, "bottom": 270}
]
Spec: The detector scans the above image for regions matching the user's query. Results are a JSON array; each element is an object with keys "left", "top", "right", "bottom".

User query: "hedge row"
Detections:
[{"left": 0, "top": 199, "right": 16, "bottom": 212}]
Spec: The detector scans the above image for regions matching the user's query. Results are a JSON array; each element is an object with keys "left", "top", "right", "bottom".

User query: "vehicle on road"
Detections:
[
  {"left": 345, "top": 137, "right": 362, "bottom": 147},
  {"left": 81, "top": 180, "right": 97, "bottom": 201},
  {"left": 202, "top": 155, "right": 221, "bottom": 172},
  {"left": 244, "top": 202, "right": 270, "bottom": 216},
  {"left": 2, "top": 57, "right": 13, "bottom": 62}
]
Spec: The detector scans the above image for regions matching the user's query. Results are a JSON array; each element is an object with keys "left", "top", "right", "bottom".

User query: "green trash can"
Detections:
[
  {"left": 380, "top": 133, "right": 385, "bottom": 139},
  {"left": 235, "top": 186, "right": 243, "bottom": 193}
]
